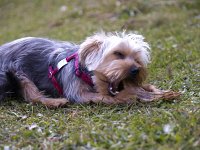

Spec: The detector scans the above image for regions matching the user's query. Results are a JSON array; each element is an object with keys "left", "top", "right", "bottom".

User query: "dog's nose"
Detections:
[{"left": 130, "top": 67, "right": 139, "bottom": 75}]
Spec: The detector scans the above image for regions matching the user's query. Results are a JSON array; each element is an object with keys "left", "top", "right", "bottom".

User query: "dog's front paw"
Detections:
[
  {"left": 159, "top": 91, "right": 181, "bottom": 101},
  {"left": 137, "top": 90, "right": 181, "bottom": 102}
]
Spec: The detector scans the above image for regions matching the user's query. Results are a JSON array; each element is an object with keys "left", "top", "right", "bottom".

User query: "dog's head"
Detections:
[{"left": 78, "top": 32, "right": 150, "bottom": 95}]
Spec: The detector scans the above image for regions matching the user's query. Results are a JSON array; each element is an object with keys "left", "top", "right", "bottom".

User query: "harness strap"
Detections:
[
  {"left": 48, "top": 51, "right": 93, "bottom": 95},
  {"left": 48, "top": 66, "right": 63, "bottom": 95}
]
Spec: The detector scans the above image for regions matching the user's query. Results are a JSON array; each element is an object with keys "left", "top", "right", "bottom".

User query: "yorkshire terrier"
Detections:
[{"left": 0, "top": 32, "right": 180, "bottom": 107}]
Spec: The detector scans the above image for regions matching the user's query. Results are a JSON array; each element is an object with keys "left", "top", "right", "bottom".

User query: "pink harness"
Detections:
[{"left": 48, "top": 52, "right": 93, "bottom": 95}]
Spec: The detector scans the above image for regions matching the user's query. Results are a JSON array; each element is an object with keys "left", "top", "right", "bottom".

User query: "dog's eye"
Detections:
[{"left": 114, "top": 51, "right": 125, "bottom": 59}]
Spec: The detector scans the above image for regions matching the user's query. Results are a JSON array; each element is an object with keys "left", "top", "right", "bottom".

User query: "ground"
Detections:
[{"left": 0, "top": 0, "right": 199, "bottom": 149}]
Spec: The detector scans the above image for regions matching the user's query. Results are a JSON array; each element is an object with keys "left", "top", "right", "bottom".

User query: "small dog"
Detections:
[{"left": 0, "top": 32, "right": 180, "bottom": 107}]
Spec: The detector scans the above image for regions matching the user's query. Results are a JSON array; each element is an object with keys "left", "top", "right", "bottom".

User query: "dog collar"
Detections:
[{"left": 48, "top": 52, "right": 94, "bottom": 95}]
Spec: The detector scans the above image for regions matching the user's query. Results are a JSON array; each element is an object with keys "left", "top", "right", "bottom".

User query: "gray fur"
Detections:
[{"left": 0, "top": 37, "right": 92, "bottom": 102}]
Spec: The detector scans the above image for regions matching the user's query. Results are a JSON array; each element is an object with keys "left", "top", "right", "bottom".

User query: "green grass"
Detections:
[{"left": 0, "top": 0, "right": 199, "bottom": 149}]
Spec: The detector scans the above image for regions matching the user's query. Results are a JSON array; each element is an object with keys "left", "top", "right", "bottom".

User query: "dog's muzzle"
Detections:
[{"left": 108, "top": 67, "right": 139, "bottom": 96}]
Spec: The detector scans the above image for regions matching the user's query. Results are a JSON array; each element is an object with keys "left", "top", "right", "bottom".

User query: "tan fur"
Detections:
[
  {"left": 78, "top": 33, "right": 180, "bottom": 104},
  {"left": 93, "top": 42, "right": 148, "bottom": 91},
  {"left": 17, "top": 73, "right": 69, "bottom": 107},
  {"left": 90, "top": 71, "right": 180, "bottom": 104}
]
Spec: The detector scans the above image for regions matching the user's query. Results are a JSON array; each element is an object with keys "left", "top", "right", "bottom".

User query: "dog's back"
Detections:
[{"left": 0, "top": 37, "right": 66, "bottom": 100}]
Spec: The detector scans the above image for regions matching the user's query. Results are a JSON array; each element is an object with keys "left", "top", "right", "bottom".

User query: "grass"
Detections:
[{"left": 0, "top": 0, "right": 199, "bottom": 149}]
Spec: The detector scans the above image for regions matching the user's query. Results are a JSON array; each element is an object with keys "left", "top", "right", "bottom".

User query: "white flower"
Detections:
[
  {"left": 163, "top": 124, "right": 174, "bottom": 134},
  {"left": 60, "top": 5, "right": 67, "bottom": 12}
]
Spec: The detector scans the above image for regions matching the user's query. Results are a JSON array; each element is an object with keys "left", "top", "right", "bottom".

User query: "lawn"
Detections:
[{"left": 0, "top": 0, "right": 199, "bottom": 149}]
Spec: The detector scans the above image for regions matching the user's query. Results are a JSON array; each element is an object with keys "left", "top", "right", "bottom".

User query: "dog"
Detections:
[{"left": 0, "top": 32, "right": 180, "bottom": 107}]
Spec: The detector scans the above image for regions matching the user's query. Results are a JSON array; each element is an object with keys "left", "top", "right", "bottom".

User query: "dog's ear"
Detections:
[{"left": 78, "top": 33, "right": 106, "bottom": 70}]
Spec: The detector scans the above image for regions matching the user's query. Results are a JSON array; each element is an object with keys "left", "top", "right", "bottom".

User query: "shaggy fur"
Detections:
[{"left": 0, "top": 32, "right": 180, "bottom": 107}]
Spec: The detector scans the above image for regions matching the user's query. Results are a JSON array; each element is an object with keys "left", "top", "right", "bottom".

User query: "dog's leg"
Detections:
[
  {"left": 80, "top": 90, "right": 135, "bottom": 104},
  {"left": 14, "top": 72, "right": 69, "bottom": 107},
  {"left": 81, "top": 86, "right": 180, "bottom": 104},
  {"left": 142, "top": 84, "right": 163, "bottom": 94},
  {"left": 132, "top": 85, "right": 180, "bottom": 102},
  {"left": 80, "top": 92, "right": 115, "bottom": 104}
]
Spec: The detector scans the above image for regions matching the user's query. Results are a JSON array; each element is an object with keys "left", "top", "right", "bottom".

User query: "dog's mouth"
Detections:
[
  {"left": 108, "top": 81, "right": 124, "bottom": 96},
  {"left": 92, "top": 70, "right": 125, "bottom": 96}
]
